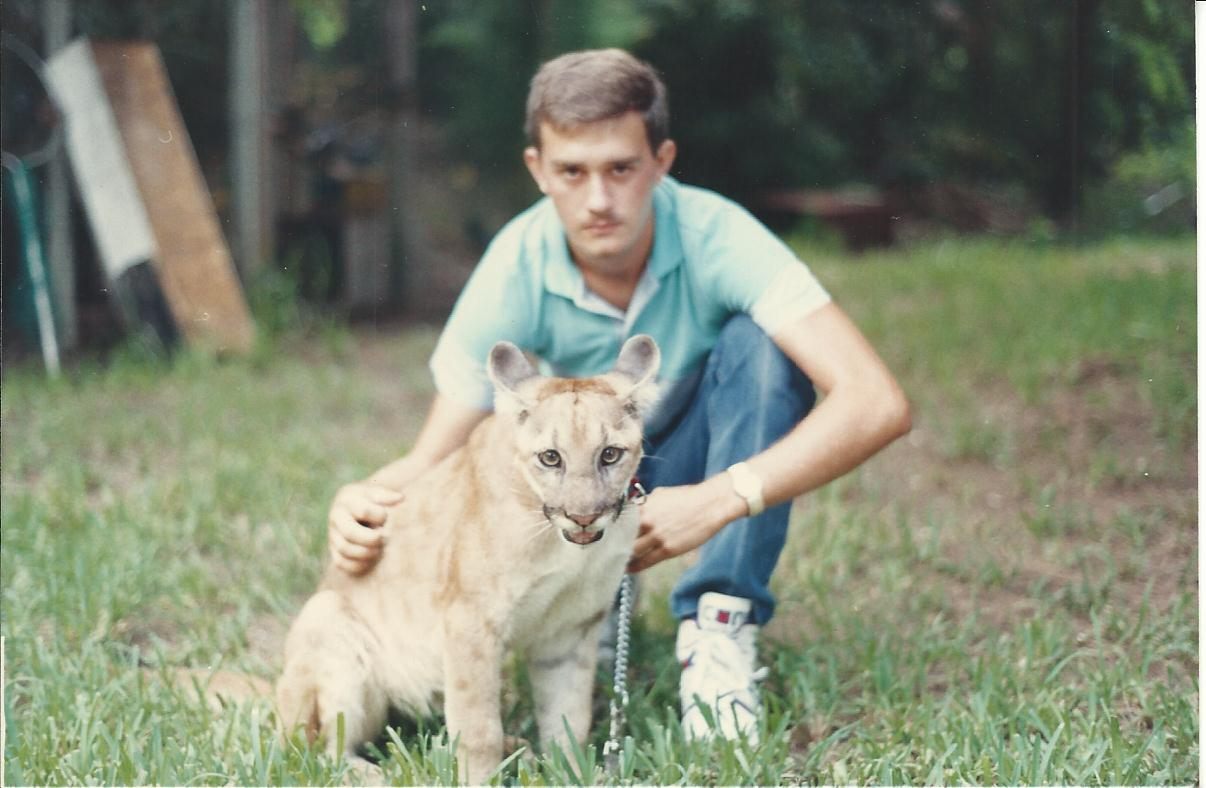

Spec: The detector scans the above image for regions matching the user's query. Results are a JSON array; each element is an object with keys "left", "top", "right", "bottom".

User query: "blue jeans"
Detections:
[{"left": 638, "top": 315, "right": 816, "bottom": 625}]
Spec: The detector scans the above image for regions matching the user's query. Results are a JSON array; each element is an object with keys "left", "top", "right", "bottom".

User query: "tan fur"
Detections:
[
  {"left": 535, "top": 377, "right": 617, "bottom": 397},
  {"left": 170, "top": 669, "right": 275, "bottom": 711},
  {"left": 276, "top": 337, "right": 659, "bottom": 784}
]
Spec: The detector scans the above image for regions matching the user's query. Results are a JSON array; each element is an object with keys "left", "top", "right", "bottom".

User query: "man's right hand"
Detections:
[
  {"left": 325, "top": 395, "right": 490, "bottom": 577},
  {"left": 327, "top": 482, "right": 405, "bottom": 576}
]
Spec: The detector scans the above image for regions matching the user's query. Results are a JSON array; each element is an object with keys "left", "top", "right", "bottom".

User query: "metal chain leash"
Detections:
[
  {"left": 602, "top": 571, "right": 634, "bottom": 775},
  {"left": 603, "top": 478, "right": 646, "bottom": 775}
]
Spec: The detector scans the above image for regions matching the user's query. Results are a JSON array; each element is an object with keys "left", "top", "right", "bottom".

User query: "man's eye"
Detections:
[
  {"left": 600, "top": 446, "right": 624, "bottom": 466},
  {"left": 538, "top": 450, "right": 562, "bottom": 468}
]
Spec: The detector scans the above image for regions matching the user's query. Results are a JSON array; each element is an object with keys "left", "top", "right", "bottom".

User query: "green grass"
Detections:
[{"left": 2, "top": 236, "right": 1196, "bottom": 784}]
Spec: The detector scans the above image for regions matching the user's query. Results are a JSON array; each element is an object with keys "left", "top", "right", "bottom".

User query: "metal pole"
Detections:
[
  {"left": 229, "top": 0, "right": 268, "bottom": 274},
  {"left": 43, "top": 0, "right": 77, "bottom": 351},
  {"left": 4, "top": 153, "right": 61, "bottom": 377}
]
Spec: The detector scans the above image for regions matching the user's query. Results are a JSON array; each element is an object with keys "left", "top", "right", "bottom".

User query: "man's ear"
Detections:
[
  {"left": 523, "top": 146, "right": 548, "bottom": 194},
  {"left": 654, "top": 138, "right": 677, "bottom": 177}
]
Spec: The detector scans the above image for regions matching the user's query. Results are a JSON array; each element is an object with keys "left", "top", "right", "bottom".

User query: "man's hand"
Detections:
[
  {"left": 630, "top": 304, "right": 912, "bottom": 575},
  {"left": 328, "top": 482, "right": 405, "bottom": 576},
  {"left": 324, "top": 396, "right": 490, "bottom": 578},
  {"left": 626, "top": 477, "right": 746, "bottom": 573}
]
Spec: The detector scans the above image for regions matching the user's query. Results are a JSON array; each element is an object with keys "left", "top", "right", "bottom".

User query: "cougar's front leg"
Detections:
[
  {"left": 530, "top": 618, "right": 604, "bottom": 754},
  {"left": 443, "top": 608, "right": 505, "bottom": 785}
]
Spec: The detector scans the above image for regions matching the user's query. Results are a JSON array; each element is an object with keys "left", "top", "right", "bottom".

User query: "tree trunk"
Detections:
[
  {"left": 43, "top": 0, "right": 77, "bottom": 350},
  {"left": 384, "top": 0, "right": 426, "bottom": 315},
  {"left": 1053, "top": 0, "right": 1100, "bottom": 226},
  {"left": 228, "top": 0, "right": 273, "bottom": 274}
]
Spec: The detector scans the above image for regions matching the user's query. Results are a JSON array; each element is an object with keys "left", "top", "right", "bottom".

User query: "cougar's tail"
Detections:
[{"left": 168, "top": 668, "right": 275, "bottom": 711}]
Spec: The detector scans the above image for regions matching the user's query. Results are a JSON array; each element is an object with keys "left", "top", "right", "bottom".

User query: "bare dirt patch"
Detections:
[{"left": 814, "top": 356, "right": 1196, "bottom": 639}]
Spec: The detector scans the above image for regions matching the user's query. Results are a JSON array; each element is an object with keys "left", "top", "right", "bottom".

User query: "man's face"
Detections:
[{"left": 524, "top": 111, "right": 676, "bottom": 275}]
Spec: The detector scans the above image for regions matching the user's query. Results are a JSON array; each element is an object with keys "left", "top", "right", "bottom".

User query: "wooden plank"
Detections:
[{"left": 93, "top": 40, "right": 256, "bottom": 354}]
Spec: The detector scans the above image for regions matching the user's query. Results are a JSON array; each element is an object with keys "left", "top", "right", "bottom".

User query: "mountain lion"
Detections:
[{"left": 276, "top": 335, "right": 660, "bottom": 784}]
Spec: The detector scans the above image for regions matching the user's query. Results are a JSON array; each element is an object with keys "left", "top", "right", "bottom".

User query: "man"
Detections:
[{"left": 327, "top": 48, "right": 910, "bottom": 743}]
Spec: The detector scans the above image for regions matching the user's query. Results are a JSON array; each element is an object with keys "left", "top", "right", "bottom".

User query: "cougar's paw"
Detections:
[
  {"left": 343, "top": 755, "right": 385, "bottom": 786},
  {"left": 504, "top": 734, "right": 534, "bottom": 756}
]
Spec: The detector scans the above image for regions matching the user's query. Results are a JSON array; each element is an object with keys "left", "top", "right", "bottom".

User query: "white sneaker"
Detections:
[{"left": 676, "top": 592, "right": 768, "bottom": 744}]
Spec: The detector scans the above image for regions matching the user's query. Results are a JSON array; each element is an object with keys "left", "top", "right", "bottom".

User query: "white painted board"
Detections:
[{"left": 44, "top": 38, "right": 157, "bottom": 282}]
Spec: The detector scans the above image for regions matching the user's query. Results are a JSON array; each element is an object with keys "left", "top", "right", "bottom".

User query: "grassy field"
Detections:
[{"left": 2, "top": 235, "right": 1196, "bottom": 785}]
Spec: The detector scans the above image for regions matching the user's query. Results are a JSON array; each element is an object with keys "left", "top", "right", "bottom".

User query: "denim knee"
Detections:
[{"left": 707, "top": 315, "right": 816, "bottom": 413}]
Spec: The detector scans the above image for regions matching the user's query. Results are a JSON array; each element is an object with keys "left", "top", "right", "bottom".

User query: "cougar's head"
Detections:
[{"left": 487, "top": 335, "right": 661, "bottom": 547}]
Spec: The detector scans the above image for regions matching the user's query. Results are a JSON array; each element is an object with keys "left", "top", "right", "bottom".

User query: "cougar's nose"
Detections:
[{"left": 567, "top": 512, "right": 601, "bottom": 527}]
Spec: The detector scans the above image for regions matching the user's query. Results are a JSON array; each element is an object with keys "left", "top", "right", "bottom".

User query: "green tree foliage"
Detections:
[
  {"left": 419, "top": 0, "right": 652, "bottom": 175},
  {"left": 418, "top": 0, "right": 1193, "bottom": 226},
  {"left": 3, "top": 0, "right": 1191, "bottom": 228},
  {"left": 1097, "top": 0, "right": 1195, "bottom": 151}
]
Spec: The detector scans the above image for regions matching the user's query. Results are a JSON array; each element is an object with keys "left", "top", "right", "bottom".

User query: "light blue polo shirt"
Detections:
[{"left": 429, "top": 177, "right": 831, "bottom": 437}]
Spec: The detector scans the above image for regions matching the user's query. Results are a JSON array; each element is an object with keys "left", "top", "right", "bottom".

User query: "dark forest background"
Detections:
[{"left": 0, "top": 0, "right": 1195, "bottom": 346}]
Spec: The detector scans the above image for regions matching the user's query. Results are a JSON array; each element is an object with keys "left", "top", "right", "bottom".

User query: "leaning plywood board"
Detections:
[{"left": 46, "top": 38, "right": 255, "bottom": 354}]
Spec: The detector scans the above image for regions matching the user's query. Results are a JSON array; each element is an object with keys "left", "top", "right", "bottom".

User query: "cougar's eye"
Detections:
[
  {"left": 600, "top": 446, "right": 624, "bottom": 466},
  {"left": 538, "top": 450, "right": 562, "bottom": 468}
]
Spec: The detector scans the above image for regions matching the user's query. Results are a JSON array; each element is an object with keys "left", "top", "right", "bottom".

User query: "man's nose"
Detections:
[{"left": 586, "top": 174, "right": 612, "bottom": 213}]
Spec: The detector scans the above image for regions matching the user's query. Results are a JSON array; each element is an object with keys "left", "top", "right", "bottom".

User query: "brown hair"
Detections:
[{"left": 524, "top": 49, "right": 669, "bottom": 151}]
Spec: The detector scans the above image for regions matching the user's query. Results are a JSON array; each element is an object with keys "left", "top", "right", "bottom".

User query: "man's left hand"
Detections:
[{"left": 626, "top": 478, "right": 745, "bottom": 573}]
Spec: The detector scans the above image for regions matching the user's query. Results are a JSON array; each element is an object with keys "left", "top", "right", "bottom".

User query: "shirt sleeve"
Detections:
[
  {"left": 429, "top": 225, "right": 537, "bottom": 411},
  {"left": 748, "top": 262, "right": 832, "bottom": 335},
  {"left": 692, "top": 195, "right": 831, "bottom": 334}
]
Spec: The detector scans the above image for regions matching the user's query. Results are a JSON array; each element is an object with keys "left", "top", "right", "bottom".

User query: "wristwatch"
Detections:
[{"left": 726, "top": 462, "right": 765, "bottom": 517}]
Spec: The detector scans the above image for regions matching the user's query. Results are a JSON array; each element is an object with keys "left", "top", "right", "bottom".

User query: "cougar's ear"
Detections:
[
  {"left": 611, "top": 334, "right": 661, "bottom": 419},
  {"left": 486, "top": 341, "right": 539, "bottom": 415}
]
